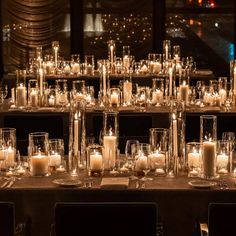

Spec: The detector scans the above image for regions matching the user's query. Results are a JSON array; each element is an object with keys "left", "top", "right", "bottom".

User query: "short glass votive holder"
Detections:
[
  {"left": 84, "top": 55, "right": 95, "bottom": 75},
  {"left": 28, "top": 132, "right": 49, "bottom": 177},
  {"left": 151, "top": 78, "right": 164, "bottom": 106},
  {"left": 109, "top": 88, "right": 120, "bottom": 108},
  {"left": 62, "top": 61, "right": 71, "bottom": 75},
  {"left": 134, "top": 143, "right": 151, "bottom": 177},
  {"left": 71, "top": 54, "right": 80, "bottom": 75},
  {"left": 72, "top": 80, "right": 86, "bottom": 100},
  {"left": 48, "top": 139, "right": 64, "bottom": 173},
  {"left": 148, "top": 53, "right": 162, "bottom": 74},
  {"left": 87, "top": 144, "right": 104, "bottom": 176},
  {"left": 216, "top": 140, "right": 229, "bottom": 176},
  {"left": 0, "top": 128, "right": 16, "bottom": 171},
  {"left": 186, "top": 142, "right": 202, "bottom": 177}
]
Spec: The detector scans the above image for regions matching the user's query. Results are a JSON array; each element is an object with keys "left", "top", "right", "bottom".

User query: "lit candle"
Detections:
[
  {"left": 188, "top": 150, "right": 200, "bottom": 167},
  {"left": 110, "top": 92, "right": 119, "bottom": 105},
  {"left": 217, "top": 153, "right": 228, "bottom": 174},
  {"left": 17, "top": 166, "right": 26, "bottom": 175},
  {"left": 135, "top": 153, "right": 148, "bottom": 172},
  {"left": 123, "top": 55, "right": 130, "bottom": 69},
  {"left": 16, "top": 83, "right": 27, "bottom": 107},
  {"left": 169, "top": 68, "right": 173, "bottom": 96},
  {"left": 102, "top": 65, "right": 107, "bottom": 96},
  {"left": 123, "top": 81, "right": 132, "bottom": 104},
  {"left": 31, "top": 153, "right": 49, "bottom": 176},
  {"left": 202, "top": 141, "right": 216, "bottom": 177},
  {"left": 48, "top": 95, "right": 55, "bottom": 106},
  {"left": 152, "top": 89, "right": 163, "bottom": 105},
  {"left": 73, "top": 113, "right": 80, "bottom": 156},
  {"left": 5, "top": 146, "right": 15, "bottom": 168},
  {"left": 56, "top": 165, "right": 66, "bottom": 173},
  {"left": 90, "top": 152, "right": 103, "bottom": 171},
  {"left": 179, "top": 81, "right": 189, "bottom": 104},
  {"left": 30, "top": 89, "right": 38, "bottom": 107},
  {"left": 140, "top": 64, "right": 148, "bottom": 74},
  {"left": 71, "top": 62, "right": 80, "bottom": 74},
  {"left": 110, "top": 45, "right": 114, "bottom": 64},
  {"left": 64, "top": 64, "right": 71, "bottom": 75},
  {"left": 149, "top": 62, "right": 161, "bottom": 74},
  {"left": 219, "top": 89, "right": 226, "bottom": 104},
  {"left": 103, "top": 135, "right": 117, "bottom": 170},
  {"left": 49, "top": 152, "right": 61, "bottom": 167},
  {"left": 149, "top": 151, "right": 165, "bottom": 170},
  {"left": 39, "top": 68, "right": 44, "bottom": 97},
  {"left": 165, "top": 45, "right": 168, "bottom": 61}
]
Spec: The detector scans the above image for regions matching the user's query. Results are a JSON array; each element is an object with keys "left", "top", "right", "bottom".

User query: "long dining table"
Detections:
[{"left": 0, "top": 171, "right": 236, "bottom": 236}]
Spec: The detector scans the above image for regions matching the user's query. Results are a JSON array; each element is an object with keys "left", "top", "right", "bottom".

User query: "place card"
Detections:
[{"left": 100, "top": 177, "right": 129, "bottom": 189}]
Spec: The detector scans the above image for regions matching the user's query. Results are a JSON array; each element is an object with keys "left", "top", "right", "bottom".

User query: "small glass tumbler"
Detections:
[
  {"left": 216, "top": 140, "right": 230, "bottom": 176},
  {"left": 48, "top": 139, "right": 64, "bottom": 173},
  {"left": 87, "top": 144, "right": 103, "bottom": 176},
  {"left": 28, "top": 132, "right": 49, "bottom": 177},
  {"left": 186, "top": 142, "right": 202, "bottom": 177},
  {"left": 200, "top": 115, "right": 217, "bottom": 179}
]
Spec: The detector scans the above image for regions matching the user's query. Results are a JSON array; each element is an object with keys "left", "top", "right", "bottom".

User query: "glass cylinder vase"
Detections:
[
  {"left": 102, "top": 111, "right": 119, "bottom": 171},
  {"left": 16, "top": 70, "right": 27, "bottom": 108},
  {"left": 68, "top": 100, "right": 86, "bottom": 176},
  {"left": 200, "top": 115, "right": 217, "bottom": 179}
]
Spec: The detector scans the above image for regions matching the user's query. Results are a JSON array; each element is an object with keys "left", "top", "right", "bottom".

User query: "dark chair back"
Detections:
[
  {"left": 0, "top": 202, "right": 15, "bottom": 236},
  {"left": 209, "top": 203, "right": 236, "bottom": 236},
  {"left": 55, "top": 202, "right": 157, "bottom": 236}
]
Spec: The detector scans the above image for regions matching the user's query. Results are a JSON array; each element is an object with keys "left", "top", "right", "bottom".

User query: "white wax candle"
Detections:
[
  {"left": 49, "top": 153, "right": 61, "bottom": 167},
  {"left": 123, "top": 81, "right": 132, "bottom": 103},
  {"left": 217, "top": 153, "right": 228, "bottom": 169},
  {"left": 202, "top": 141, "right": 216, "bottom": 177},
  {"left": 73, "top": 115, "right": 80, "bottom": 155},
  {"left": 152, "top": 89, "right": 163, "bottom": 104},
  {"left": 39, "top": 68, "right": 44, "bottom": 96},
  {"left": 102, "top": 66, "right": 107, "bottom": 96},
  {"left": 150, "top": 62, "right": 161, "bottom": 74},
  {"left": 140, "top": 65, "right": 148, "bottom": 74},
  {"left": 54, "top": 48, "right": 58, "bottom": 67},
  {"left": 214, "top": 94, "right": 221, "bottom": 106},
  {"left": 188, "top": 151, "right": 200, "bottom": 167},
  {"left": 123, "top": 55, "right": 130, "bottom": 69},
  {"left": 64, "top": 65, "right": 71, "bottom": 74},
  {"left": 219, "top": 89, "right": 226, "bottom": 104},
  {"left": 103, "top": 135, "right": 117, "bottom": 169},
  {"left": 135, "top": 154, "right": 148, "bottom": 172},
  {"left": 56, "top": 165, "right": 66, "bottom": 173},
  {"left": 48, "top": 96, "right": 55, "bottom": 106},
  {"left": 165, "top": 45, "right": 168, "bottom": 61},
  {"left": 90, "top": 153, "right": 103, "bottom": 171},
  {"left": 110, "top": 45, "right": 114, "bottom": 64},
  {"left": 5, "top": 147, "right": 15, "bottom": 168},
  {"left": 172, "top": 115, "right": 178, "bottom": 157},
  {"left": 71, "top": 63, "right": 80, "bottom": 74},
  {"left": 110, "top": 93, "right": 119, "bottom": 105},
  {"left": 149, "top": 152, "right": 165, "bottom": 170},
  {"left": 31, "top": 154, "right": 49, "bottom": 176},
  {"left": 17, "top": 166, "right": 26, "bottom": 175},
  {"left": 179, "top": 83, "right": 189, "bottom": 104},
  {"left": 16, "top": 84, "right": 27, "bottom": 107},
  {"left": 30, "top": 90, "right": 38, "bottom": 107},
  {"left": 0, "top": 149, "right": 6, "bottom": 160}
]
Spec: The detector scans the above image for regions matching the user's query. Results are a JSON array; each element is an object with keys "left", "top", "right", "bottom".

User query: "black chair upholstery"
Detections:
[
  {"left": 208, "top": 203, "right": 236, "bottom": 236},
  {"left": 0, "top": 202, "right": 15, "bottom": 236},
  {"left": 54, "top": 202, "right": 157, "bottom": 236}
]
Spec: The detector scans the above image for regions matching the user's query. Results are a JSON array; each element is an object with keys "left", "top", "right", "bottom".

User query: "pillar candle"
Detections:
[
  {"left": 90, "top": 153, "right": 103, "bottom": 171},
  {"left": 110, "top": 93, "right": 119, "bottom": 105},
  {"left": 135, "top": 154, "right": 148, "bottom": 172},
  {"left": 16, "top": 84, "right": 27, "bottom": 107},
  {"left": 169, "top": 68, "right": 173, "bottom": 96},
  {"left": 30, "top": 90, "right": 38, "bottom": 107},
  {"left": 123, "top": 81, "right": 132, "bottom": 103},
  {"left": 152, "top": 89, "right": 163, "bottom": 104},
  {"left": 179, "top": 82, "right": 189, "bottom": 104},
  {"left": 149, "top": 151, "right": 165, "bottom": 170},
  {"left": 188, "top": 151, "right": 200, "bottom": 167},
  {"left": 49, "top": 153, "right": 61, "bottom": 167},
  {"left": 31, "top": 154, "right": 49, "bottom": 176},
  {"left": 71, "top": 63, "right": 80, "bottom": 74},
  {"left": 103, "top": 135, "right": 117, "bottom": 169},
  {"left": 202, "top": 141, "right": 216, "bottom": 177},
  {"left": 5, "top": 147, "right": 15, "bottom": 168},
  {"left": 217, "top": 153, "right": 228, "bottom": 174},
  {"left": 172, "top": 115, "right": 178, "bottom": 157}
]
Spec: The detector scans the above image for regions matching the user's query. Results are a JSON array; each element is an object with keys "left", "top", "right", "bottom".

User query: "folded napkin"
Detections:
[{"left": 100, "top": 177, "right": 129, "bottom": 189}]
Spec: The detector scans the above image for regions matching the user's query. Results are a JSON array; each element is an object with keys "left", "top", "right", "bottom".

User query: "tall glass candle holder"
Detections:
[
  {"left": 98, "top": 59, "right": 110, "bottom": 106},
  {"left": 102, "top": 111, "right": 119, "bottom": 171},
  {"left": 28, "top": 132, "right": 49, "bottom": 177},
  {"left": 200, "top": 115, "right": 217, "bottom": 179},
  {"left": 168, "top": 101, "right": 185, "bottom": 177},
  {"left": 0, "top": 128, "right": 16, "bottom": 170},
  {"left": 68, "top": 100, "right": 86, "bottom": 176},
  {"left": 52, "top": 41, "right": 59, "bottom": 69},
  {"left": 173, "top": 45, "right": 181, "bottom": 62},
  {"left": 85, "top": 55, "right": 95, "bottom": 76},
  {"left": 122, "top": 75, "right": 133, "bottom": 106},
  {"left": 55, "top": 79, "right": 68, "bottom": 109},
  {"left": 186, "top": 142, "right": 202, "bottom": 177},
  {"left": 165, "top": 61, "right": 176, "bottom": 99},
  {"left": 178, "top": 69, "right": 190, "bottom": 105},
  {"left": 37, "top": 67, "right": 45, "bottom": 102},
  {"left": 123, "top": 46, "right": 131, "bottom": 74},
  {"left": 163, "top": 40, "right": 171, "bottom": 62},
  {"left": 151, "top": 78, "right": 164, "bottom": 106},
  {"left": 35, "top": 46, "right": 43, "bottom": 69},
  {"left": 28, "top": 79, "right": 39, "bottom": 109},
  {"left": 16, "top": 70, "right": 27, "bottom": 108},
  {"left": 218, "top": 77, "right": 227, "bottom": 105},
  {"left": 87, "top": 144, "right": 104, "bottom": 176},
  {"left": 148, "top": 53, "right": 162, "bottom": 74},
  {"left": 107, "top": 40, "right": 116, "bottom": 73},
  {"left": 149, "top": 128, "right": 168, "bottom": 175}
]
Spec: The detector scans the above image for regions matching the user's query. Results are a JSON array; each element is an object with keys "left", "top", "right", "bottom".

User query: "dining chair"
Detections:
[
  {"left": 199, "top": 203, "right": 236, "bottom": 236},
  {"left": 54, "top": 202, "right": 157, "bottom": 236},
  {"left": 0, "top": 201, "right": 30, "bottom": 236}
]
